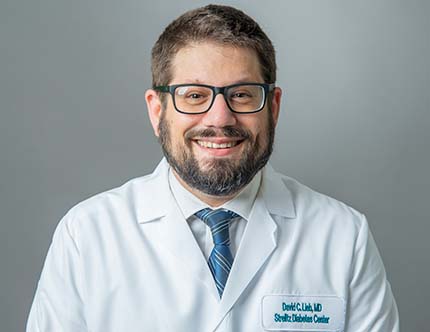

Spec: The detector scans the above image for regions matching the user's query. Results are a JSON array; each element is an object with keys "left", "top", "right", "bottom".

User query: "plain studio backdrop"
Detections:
[{"left": 1, "top": 0, "right": 429, "bottom": 331}]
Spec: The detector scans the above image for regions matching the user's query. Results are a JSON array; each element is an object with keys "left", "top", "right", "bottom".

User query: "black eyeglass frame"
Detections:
[{"left": 153, "top": 82, "right": 276, "bottom": 114}]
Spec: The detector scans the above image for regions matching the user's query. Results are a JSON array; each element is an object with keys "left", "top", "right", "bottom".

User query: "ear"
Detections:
[
  {"left": 145, "top": 89, "right": 162, "bottom": 137},
  {"left": 270, "top": 87, "right": 282, "bottom": 127}
]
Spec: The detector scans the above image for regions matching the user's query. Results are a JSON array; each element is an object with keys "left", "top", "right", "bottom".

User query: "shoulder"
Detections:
[
  {"left": 263, "top": 165, "right": 366, "bottom": 233},
  {"left": 57, "top": 160, "right": 171, "bottom": 239},
  {"left": 57, "top": 174, "right": 150, "bottom": 235},
  {"left": 72, "top": 174, "right": 151, "bottom": 217},
  {"left": 264, "top": 166, "right": 373, "bottom": 267}
]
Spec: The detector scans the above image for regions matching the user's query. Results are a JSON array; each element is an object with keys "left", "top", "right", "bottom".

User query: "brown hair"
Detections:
[{"left": 151, "top": 4, "right": 276, "bottom": 89}]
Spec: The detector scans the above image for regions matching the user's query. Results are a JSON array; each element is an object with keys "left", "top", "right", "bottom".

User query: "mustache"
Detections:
[{"left": 185, "top": 126, "right": 252, "bottom": 140}]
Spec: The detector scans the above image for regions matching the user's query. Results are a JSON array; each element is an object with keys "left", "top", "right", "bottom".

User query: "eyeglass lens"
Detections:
[{"left": 174, "top": 85, "right": 265, "bottom": 113}]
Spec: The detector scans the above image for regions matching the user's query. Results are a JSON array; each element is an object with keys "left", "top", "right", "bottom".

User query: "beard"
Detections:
[{"left": 158, "top": 111, "right": 275, "bottom": 197}]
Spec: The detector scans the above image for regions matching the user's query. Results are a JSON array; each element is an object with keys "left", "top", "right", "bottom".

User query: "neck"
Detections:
[{"left": 172, "top": 170, "right": 236, "bottom": 207}]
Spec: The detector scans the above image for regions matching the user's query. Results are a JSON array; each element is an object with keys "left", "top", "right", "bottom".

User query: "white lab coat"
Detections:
[{"left": 26, "top": 159, "right": 399, "bottom": 331}]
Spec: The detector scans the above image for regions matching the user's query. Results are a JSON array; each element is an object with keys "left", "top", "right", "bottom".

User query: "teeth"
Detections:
[{"left": 197, "top": 140, "right": 238, "bottom": 149}]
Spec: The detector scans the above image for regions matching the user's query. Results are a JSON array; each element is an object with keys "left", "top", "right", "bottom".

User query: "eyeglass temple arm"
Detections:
[{"left": 153, "top": 86, "right": 170, "bottom": 92}]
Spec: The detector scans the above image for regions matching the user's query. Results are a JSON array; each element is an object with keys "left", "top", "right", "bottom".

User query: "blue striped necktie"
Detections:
[{"left": 195, "top": 208, "right": 239, "bottom": 298}]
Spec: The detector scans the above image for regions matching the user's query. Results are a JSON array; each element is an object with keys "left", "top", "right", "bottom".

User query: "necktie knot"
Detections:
[{"left": 194, "top": 208, "right": 239, "bottom": 245}]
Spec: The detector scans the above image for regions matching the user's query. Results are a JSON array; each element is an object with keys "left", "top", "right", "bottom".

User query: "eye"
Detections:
[
  {"left": 175, "top": 86, "right": 212, "bottom": 106},
  {"left": 232, "top": 91, "right": 252, "bottom": 98},
  {"left": 184, "top": 91, "right": 211, "bottom": 104},
  {"left": 187, "top": 93, "right": 204, "bottom": 99},
  {"left": 229, "top": 89, "right": 254, "bottom": 103},
  {"left": 176, "top": 87, "right": 210, "bottom": 99},
  {"left": 228, "top": 86, "right": 256, "bottom": 100}
]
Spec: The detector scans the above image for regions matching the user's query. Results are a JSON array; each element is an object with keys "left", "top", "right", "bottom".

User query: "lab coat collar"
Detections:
[
  {"left": 137, "top": 158, "right": 296, "bottom": 223},
  {"left": 260, "top": 163, "right": 297, "bottom": 219},
  {"left": 137, "top": 158, "right": 172, "bottom": 223}
]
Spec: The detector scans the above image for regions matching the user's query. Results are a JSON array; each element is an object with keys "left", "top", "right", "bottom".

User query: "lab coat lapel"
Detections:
[
  {"left": 210, "top": 164, "right": 297, "bottom": 331},
  {"left": 137, "top": 159, "right": 220, "bottom": 301},
  {"left": 213, "top": 196, "right": 277, "bottom": 328},
  {"left": 156, "top": 202, "right": 221, "bottom": 301}
]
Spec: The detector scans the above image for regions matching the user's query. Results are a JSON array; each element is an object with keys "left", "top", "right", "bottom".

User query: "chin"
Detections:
[{"left": 197, "top": 156, "right": 238, "bottom": 169}]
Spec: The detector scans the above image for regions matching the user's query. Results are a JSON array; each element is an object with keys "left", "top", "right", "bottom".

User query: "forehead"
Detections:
[{"left": 170, "top": 42, "right": 263, "bottom": 86}]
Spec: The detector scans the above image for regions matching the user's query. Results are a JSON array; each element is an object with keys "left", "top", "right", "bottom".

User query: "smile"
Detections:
[{"left": 196, "top": 140, "right": 240, "bottom": 149}]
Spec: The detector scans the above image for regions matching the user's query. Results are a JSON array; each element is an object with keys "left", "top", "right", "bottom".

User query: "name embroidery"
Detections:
[
  {"left": 262, "top": 295, "right": 345, "bottom": 331},
  {"left": 274, "top": 301, "right": 329, "bottom": 324}
]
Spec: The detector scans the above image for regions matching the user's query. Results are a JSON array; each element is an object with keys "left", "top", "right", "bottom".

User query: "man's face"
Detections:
[{"left": 146, "top": 42, "right": 281, "bottom": 198}]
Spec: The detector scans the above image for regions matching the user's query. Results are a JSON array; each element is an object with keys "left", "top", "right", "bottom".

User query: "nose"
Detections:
[{"left": 201, "top": 94, "right": 237, "bottom": 128}]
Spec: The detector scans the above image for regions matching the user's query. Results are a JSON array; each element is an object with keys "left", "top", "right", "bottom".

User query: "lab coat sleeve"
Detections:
[
  {"left": 345, "top": 214, "right": 399, "bottom": 332},
  {"left": 26, "top": 211, "right": 88, "bottom": 331}
]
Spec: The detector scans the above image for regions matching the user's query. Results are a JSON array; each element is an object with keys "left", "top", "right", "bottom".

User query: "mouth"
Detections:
[
  {"left": 191, "top": 137, "right": 245, "bottom": 156},
  {"left": 195, "top": 140, "right": 242, "bottom": 149}
]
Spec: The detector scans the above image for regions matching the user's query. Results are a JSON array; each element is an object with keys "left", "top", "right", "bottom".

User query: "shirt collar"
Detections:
[
  {"left": 169, "top": 166, "right": 261, "bottom": 221},
  {"left": 136, "top": 158, "right": 296, "bottom": 224}
]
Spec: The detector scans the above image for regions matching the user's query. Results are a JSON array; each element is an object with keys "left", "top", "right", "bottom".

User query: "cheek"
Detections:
[
  {"left": 246, "top": 115, "right": 271, "bottom": 147},
  {"left": 163, "top": 110, "right": 189, "bottom": 135},
  {"left": 242, "top": 117, "right": 267, "bottom": 137},
  {"left": 172, "top": 114, "right": 204, "bottom": 136},
  {"left": 167, "top": 117, "right": 200, "bottom": 149}
]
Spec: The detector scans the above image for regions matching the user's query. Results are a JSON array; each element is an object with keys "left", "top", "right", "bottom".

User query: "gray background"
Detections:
[{"left": 1, "top": 0, "right": 428, "bottom": 331}]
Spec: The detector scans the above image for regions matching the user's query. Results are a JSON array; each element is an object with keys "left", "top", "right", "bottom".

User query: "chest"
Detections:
[{"left": 78, "top": 217, "right": 350, "bottom": 332}]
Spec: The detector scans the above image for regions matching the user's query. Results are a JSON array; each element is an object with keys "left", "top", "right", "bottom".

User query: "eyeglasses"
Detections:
[{"left": 153, "top": 83, "right": 275, "bottom": 114}]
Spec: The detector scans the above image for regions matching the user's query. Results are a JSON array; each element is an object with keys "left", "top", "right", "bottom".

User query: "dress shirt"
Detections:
[{"left": 168, "top": 167, "right": 261, "bottom": 260}]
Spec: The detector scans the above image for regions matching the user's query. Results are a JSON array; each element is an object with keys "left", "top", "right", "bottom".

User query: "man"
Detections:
[{"left": 27, "top": 4, "right": 399, "bottom": 332}]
